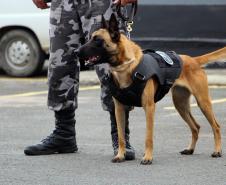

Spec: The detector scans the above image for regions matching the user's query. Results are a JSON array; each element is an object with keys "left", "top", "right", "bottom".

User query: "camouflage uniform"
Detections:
[{"left": 48, "top": 0, "right": 124, "bottom": 112}]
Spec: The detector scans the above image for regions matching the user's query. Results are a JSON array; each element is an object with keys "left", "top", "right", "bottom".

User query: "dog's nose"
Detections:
[
  {"left": 74, "top": 49, "right": 79, "bottom": 56},
  {"left": 74, "top": 49, "right": 81, "bottom": 58}
]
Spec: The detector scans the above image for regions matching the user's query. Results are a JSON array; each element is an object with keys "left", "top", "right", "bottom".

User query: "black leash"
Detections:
[{"left": 116, "top": 2, "right": 138, "bottom": 39}]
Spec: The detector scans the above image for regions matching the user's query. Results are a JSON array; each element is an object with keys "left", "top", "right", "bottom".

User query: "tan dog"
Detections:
[{"left": 78, "top": 14, "right": 226, "bottom": 165}]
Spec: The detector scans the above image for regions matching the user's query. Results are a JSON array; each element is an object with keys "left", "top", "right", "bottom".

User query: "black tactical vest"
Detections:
[{"left": 107, "top": 49, "right": 183, "bottom": 107}]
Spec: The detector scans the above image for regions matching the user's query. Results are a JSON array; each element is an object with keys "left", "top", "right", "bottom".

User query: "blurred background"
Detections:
[{"left": 0, "top": 0, "right": 226, "bottom": 77}]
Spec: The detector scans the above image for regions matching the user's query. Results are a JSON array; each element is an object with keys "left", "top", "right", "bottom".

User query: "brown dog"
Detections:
[{"left": 78, "top": 14, "right": 226, "bottom": 165}]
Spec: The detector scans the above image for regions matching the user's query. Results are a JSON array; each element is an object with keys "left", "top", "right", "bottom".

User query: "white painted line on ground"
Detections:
[
  {"left": 164, "top": 97, "right": 226, "bottom": 110},
  {"left": 0, "top": 77, "right": 47, "bottom": 82},
  {"left": 1, "top": 83, "right": 225, "bottom": 109},
  {"left": 209, "top": 85, "right": 226, "bottom": 89},
  {"left": 0, "top": 85, "right": 100, "bottom": 99}
]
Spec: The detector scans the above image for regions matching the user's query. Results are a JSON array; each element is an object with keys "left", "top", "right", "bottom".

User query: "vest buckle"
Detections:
[{"left": 134, "top": 72, "right": 145, "bottom": 81}]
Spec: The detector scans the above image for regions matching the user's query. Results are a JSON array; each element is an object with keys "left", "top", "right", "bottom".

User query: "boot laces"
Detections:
[
  {"left": 41, "top": 132, "right": 60, "bottom": 144},
  {"left": 112, "top": 134, "right": 119, "bottom": 149},
  {"left": 112, "top": 133, "right": 132, "bottom": 149}
]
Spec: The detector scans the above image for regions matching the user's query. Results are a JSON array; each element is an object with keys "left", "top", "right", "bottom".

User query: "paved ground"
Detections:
[{"left": 0, "top": 71, "right": 226, "bottom": 185}]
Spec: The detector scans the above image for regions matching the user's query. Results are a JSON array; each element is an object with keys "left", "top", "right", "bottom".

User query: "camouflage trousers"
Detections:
[{"left": 48, "top": 0, "right": 123, "bottom": 112}]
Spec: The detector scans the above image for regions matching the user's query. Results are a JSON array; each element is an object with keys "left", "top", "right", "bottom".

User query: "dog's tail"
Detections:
[{"left": 194, "top": 47, "right": 226, "bottom": 66}]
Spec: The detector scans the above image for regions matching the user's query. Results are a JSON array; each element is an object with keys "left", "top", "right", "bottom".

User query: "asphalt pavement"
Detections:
[{"left": 0, "top": 68, "right": 226, "bottom": 185}]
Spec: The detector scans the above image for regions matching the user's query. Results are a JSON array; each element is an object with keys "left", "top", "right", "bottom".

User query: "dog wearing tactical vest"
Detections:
[{"left": 78, "top": 14, "right": 226, "bottom": 165}]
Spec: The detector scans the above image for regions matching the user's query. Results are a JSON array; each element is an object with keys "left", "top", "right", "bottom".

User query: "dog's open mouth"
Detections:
[{"left": 84, "top": 55, "right": 100, "bottom": 66}]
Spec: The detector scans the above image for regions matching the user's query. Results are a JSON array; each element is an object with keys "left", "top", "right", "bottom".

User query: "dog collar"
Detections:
[{"left": 111, "top": 58, "right": 135, "bottom": 72}]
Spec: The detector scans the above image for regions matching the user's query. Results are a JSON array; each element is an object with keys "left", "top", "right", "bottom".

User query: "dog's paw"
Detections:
[
  {"left": 111, "top": 156, "right": 125, "bottom": 163},
  {"left": 211, "top": 151, "right": 222, "bottom": 158},
  {"left": 140, "top": 159, "right": 153, "bottom": 165},
  {"left": 180, "top": 149, "right": 194, "bottom": 155}
]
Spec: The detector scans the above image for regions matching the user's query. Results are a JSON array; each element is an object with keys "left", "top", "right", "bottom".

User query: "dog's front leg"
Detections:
[
  {"left": 111, "top": 98, "right": 126, "bottom": 163},
  {"left": 141, "top": 102, "right": 155, "bottom": 165}
]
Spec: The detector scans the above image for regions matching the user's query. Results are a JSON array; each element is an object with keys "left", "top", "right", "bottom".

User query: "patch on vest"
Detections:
[
  {"left": 156, "top": 51, "right": 174, "bottom": 65},
  {"left": 108, "top": 49, "right": 183, "bottom": 107}
]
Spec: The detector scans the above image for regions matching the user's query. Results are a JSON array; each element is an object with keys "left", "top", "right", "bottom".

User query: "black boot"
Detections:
[
  {"left": 24, "top": 107, "right": 78, "bottom": 155},
  {"left": 110, "top": 111, "right": 135, "bottom": 160}
]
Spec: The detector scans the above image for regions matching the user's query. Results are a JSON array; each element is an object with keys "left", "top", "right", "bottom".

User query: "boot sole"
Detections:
[
  {"left": 125, "top": 152, "right": 135, "bottom": 160},
  {"left": 24, "top": 146, "right": 78, "bottom": 156},
  {"left": 113, "top": 150, "right": 135, "bottom": 160}
]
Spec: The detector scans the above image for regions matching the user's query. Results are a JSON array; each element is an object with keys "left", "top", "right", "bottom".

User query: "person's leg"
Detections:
[
  {"left": 24, "top": 0, "right": 82, "bottom": 155},
  {"left": 80, "top": 0, "right": 135, "bottom": 159}
]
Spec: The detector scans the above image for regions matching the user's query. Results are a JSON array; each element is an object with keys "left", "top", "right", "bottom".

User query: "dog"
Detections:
[{"left": 78, "top": 14, "right": 226, "bottom": 165}]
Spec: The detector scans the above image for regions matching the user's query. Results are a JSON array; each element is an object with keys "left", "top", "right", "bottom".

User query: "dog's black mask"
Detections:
[
  {"left": 77, "top": 36, "right": 111, "bottom": 66},
  {"left": 77, "top": 14, "right": 120, "bottom": 67}
]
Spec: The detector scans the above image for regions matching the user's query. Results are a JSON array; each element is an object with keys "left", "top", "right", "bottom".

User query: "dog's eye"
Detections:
[
  {"left": 93, "top": 36, "right": 104, "bottom": 45},
  {"left": 93, "top": 36, "right": 97, "bottom": 41}
]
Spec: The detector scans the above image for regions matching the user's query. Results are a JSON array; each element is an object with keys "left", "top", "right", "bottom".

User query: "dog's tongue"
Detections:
[
  {"left": 85, "top": 56, "right": 100, "bottom": 66},
  {"left": 88, "top": 56, "right": 100, "bottom": 63},
  {"left": 89, "top": 56, "right": 98, "bottom": 62}
]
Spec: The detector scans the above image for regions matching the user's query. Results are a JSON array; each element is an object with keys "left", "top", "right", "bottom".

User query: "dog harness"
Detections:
[{"left": 107, "top": 49, "right": 183, "bottom": 107}]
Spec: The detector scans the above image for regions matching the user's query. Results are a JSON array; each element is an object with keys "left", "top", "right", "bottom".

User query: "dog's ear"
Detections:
[
  {"left": 101, "top": 15, "right": 108, "bottom": 29},
  {"left": 108, "top": 13, "right": 120, "bottom": 43}
]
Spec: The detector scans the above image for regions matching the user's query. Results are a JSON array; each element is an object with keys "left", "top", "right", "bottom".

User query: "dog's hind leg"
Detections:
[
  {"left": 193, "top": 88, "right": 222, "bottom": 158},
  {"left": 172, "top": 85, "right": 200, "bottom": 155}
]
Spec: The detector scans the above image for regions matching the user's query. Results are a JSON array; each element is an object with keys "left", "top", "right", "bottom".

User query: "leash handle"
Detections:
[{"left": 116, "top": 1, "right": 137, "bottom": 22}]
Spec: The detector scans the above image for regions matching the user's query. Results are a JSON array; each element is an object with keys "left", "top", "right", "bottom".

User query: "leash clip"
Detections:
[{"left": 126, "top": 21, "right": 134, "bottom": 33}]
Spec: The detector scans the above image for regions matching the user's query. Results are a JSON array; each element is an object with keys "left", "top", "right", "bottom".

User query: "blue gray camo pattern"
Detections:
[{"left": 48, "top": 0, "right": 128, "bottom": 112}]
